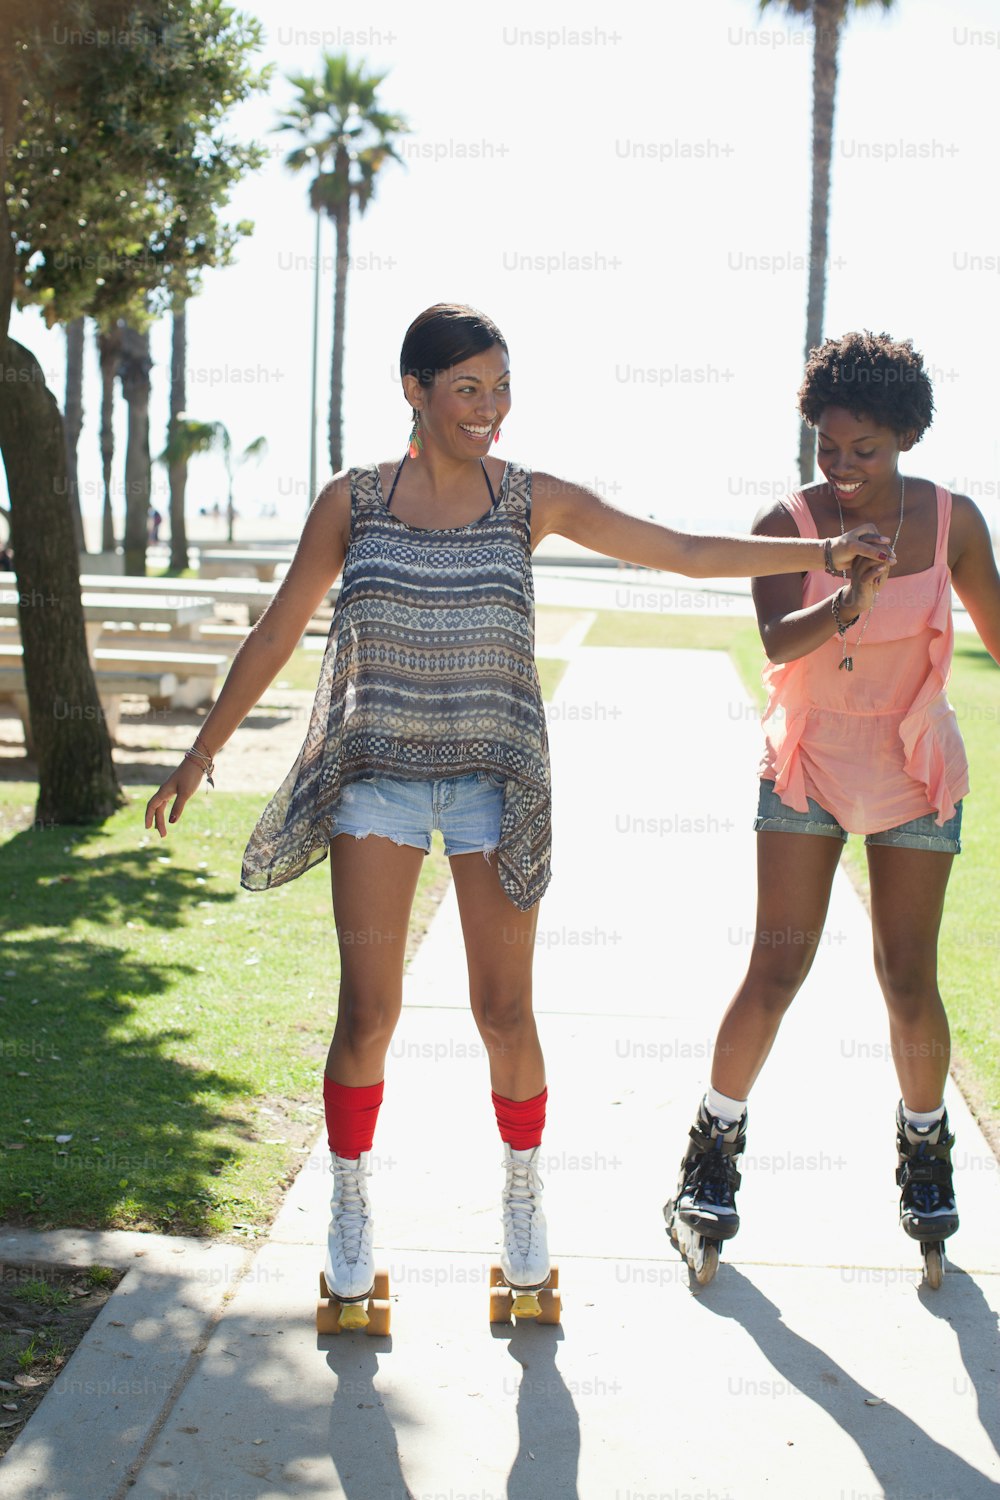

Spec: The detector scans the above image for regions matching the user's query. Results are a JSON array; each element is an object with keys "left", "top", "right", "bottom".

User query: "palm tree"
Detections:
[
  {"left": 760, "top": 0, "right": 897, "bottom": 483},
  {"left": 167, "top": 295, "right": 190, "bottom": 572},
  {"left": 96, "top": 320, "right": 124, "bottom": 553},
  {"left": 159, "top": 419, "right": 267, "bottom": 544},
  {"left": 63, "top": 316, "right": 86, "bottom": 554},
  {"left": 118, "top": 322, "right": 153, "bottom": 576},
  {"left": 276, "top": 55, "right": 408, "bottom": 481}
]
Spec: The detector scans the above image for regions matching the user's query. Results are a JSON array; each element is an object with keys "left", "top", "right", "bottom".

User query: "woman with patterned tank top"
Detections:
[
  {"left": 145, "top": 305, "right": 888, "bottom": 1325},
  {"left": 665, "top": 332, "right": 1000, "bottom": 1289}
]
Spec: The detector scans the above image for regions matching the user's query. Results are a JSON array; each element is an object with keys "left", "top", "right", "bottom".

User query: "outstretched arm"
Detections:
[
  {"left": 144, "top": 475, "right": 352, "bottom": 835},
  {"left": 949, "top": 494, "right": 1000, "bottom": 665},
  {"left": 750, "top": 502, "right": 891, "bottom": 664},
  {"left": 531, "top": 472, "right": 892, "bottom": 577}
]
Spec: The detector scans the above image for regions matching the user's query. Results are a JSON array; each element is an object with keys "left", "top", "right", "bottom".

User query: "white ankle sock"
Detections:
[
  {"left": 705, "top": 1086, "right": 747, "bottom": 1125},
  {"left": 902, "top": 1101, "right": 945, "bottom": 1128}
]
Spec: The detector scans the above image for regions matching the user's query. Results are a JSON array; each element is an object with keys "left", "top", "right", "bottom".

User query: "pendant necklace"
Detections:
[{"left": 834, "top": 475, "right": 905, "bottom": 673}]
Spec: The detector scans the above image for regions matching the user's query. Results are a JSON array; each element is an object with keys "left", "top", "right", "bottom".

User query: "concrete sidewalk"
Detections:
[{"left": 2, "top": 646, "right": 999, "bottom": 1500}]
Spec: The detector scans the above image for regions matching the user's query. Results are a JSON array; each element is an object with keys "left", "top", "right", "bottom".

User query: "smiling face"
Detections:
[
  {"left": 815, "top": 405, "right": 914, "bottom": 512},
  {"left": 403, "top": 343, "right": 511, "bottom": 461}
]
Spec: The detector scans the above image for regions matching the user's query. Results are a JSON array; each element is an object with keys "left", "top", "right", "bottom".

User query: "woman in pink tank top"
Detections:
[{"left": 665, "top": 332, "right": 1000, "bottom": 1289}]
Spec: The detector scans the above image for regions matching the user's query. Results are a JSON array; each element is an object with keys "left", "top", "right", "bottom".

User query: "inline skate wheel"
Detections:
[
  {"left": 922, "top": 1242, "right": 944, "bottom": 1290},
  {"left": 692, "top": 1236, "right": 720, "bottom": 1288}
]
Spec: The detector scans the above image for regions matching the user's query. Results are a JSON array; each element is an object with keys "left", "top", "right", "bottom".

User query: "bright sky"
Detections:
[{"left": 7, "top": 0, "right": 1000, "bottom": 543}]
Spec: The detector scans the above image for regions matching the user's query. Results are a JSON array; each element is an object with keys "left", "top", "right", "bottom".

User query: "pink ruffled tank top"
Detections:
[{"left": 759, "top": 485, "right": 969, "bottom": 833}]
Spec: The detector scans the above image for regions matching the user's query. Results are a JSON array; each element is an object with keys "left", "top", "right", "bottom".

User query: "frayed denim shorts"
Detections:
[
  {"left": 330, "top": 772, "right": 504, "bottom": 857},
  {"left": 754, "top": 779, "right": 962, "bottom": 854}
]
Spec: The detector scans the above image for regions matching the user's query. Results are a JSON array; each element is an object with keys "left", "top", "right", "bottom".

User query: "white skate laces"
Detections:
[
  {"left": 325, "top": 1152, "right": 375, "bottom": 1300},
  {"left": 500, "top": 1144, "right": 550, "bottom": 1289}
]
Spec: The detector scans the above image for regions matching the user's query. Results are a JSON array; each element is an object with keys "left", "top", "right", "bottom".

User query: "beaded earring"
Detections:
[{"left": 408, "top": 410, "right": 423, "bottom": 459}]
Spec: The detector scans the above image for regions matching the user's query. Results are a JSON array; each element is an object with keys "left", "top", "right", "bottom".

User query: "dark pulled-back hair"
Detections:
[
  {"left": 399, "top": 303, "right": 508, "bottom": 394},
  {"left": 798, "top": 330, "right": 935, "bottom": 441}
]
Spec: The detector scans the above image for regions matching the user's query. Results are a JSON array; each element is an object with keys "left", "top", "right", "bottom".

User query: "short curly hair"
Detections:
[{"left": 797, "top": 330, "right": 934, "bottom": 441}]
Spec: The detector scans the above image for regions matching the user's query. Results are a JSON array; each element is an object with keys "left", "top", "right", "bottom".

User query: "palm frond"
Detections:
[{"left": 157, "top": 417, "right": 225, "bottom": 466}]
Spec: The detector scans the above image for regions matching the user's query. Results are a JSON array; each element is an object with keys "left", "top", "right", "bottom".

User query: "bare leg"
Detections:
[
  {"left": 866, "top": 843, "right": 954, "bottom": 1111},
  {"left": 711, "top": 831, "right": 844, "bottom": 1099},
  {"left": 450, "top": 852, "right": 543, "bottom": 1100},
  {"left": 325, "top": 835, "right": 425, "bottom": 1085}
]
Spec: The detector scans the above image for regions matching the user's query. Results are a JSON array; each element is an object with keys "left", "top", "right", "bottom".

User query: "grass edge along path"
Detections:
[
  {"left": 0, "top": 654, "right": 568, "bottom": 1239},
  {"left": 0, "top": 786, "right": 431, "bottom": 1239},
  {"left": 582, "top": 608, "right": 1000, "bottom": 1150}
]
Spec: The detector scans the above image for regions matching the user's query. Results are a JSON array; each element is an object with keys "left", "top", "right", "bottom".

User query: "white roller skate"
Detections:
[
  {"left": 320, "top": 1152, "right": 377, "bottom": 1330},
  {"left": 489, "top": 1144, "right": 561, "bottom": 1325}
]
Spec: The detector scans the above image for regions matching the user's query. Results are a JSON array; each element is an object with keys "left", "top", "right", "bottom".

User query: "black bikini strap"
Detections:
[
  {"left": 385, "top": 454, "right": 407, "bottom": 512},
  {"left": 386, "top": 454, "right": 495, "bottom": 514}
]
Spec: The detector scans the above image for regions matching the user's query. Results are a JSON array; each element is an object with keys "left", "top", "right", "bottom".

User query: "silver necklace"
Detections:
[{"left": 834, "top": 475, "right": 905, "bottom": 672}]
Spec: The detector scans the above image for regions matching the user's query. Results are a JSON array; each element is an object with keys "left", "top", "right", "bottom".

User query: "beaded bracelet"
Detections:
[
  {"left": 823, "top": 538, "right": 841, "bottom": 577},
  {"left": 830, "top": 587, "right": 861, "bottom": 636}
]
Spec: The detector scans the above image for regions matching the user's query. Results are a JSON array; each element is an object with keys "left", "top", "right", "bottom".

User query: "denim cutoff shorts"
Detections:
[
  {"left": 754, "top": 779, "right": 962, "bottom": 854},
  {"left": 330, "top": 772, "right": 505, "bottom": 857}
]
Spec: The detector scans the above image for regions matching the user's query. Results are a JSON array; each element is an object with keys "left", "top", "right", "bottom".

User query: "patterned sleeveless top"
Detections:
[{"left": 241, "top": 460, "right": 552, "bottom": 910}]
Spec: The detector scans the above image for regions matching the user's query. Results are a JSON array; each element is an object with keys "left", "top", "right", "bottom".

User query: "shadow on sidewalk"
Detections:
[
  {"left": 324, "top": 1337, "right": 418, "bottom": 1500},
  {"left": 499, "top": 1320, "right": 580, "bottom": 1499},
  {"left": 918, "top": 1262, "right": 1000, "bottom": 1468},
  {"left": 703, "top": 1268, "right": 998, "bottom": 1498}
]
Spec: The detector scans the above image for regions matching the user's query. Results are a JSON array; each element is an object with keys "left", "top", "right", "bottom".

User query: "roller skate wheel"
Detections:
[
  {"left": 367, "top": 1298, "right": 391, "bottom": 1336},
  {"left": 691, "top": 1237, "right": 720, "bottom": 1288},
  {"left": 316, "top": 1299, "right": 342, "bottom": 1335},
  {"left": 922, "top": 1242, "right": 944, "bottom": 1290},
  {"left": 490, "top": 1287, "right": 513, "bottom": 1324},
  {"left": 536, "top": 1288, "right": 562, "bottom": 1325}
]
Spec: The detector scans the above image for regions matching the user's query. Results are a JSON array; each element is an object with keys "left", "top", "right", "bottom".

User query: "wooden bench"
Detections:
[{"left": 0, "top": 659, "right": 178, "bottom": 754}]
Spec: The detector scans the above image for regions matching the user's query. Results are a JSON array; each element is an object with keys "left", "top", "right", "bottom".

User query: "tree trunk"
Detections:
[
  {"left": 168, "top": 298, "right": 189, "bottom": 571},
  {"left": 63, "top": 315, "right": 86, "bottom": 554},
  {"left": 0, "top": 46, "right": 17, "bottom": 344},
  {"left": 118, "top": 323, "right": 152, "bottom": 576},
  {"left": 97, "top": 322, "right": 123, "bottom": 552},
  {"left": 799, "top": 0, "right": 845, "bottom": 487},
  {"left": 329, "top": 160, "right": 350, "bottom": 476},
  {"left": 0, "top": 335, "right": 121, "bottom": 820}
]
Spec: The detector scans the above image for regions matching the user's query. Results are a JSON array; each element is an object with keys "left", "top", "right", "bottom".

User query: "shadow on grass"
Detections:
[{"left": 0, "top": 822, "right": 254, "bottom": 1236}]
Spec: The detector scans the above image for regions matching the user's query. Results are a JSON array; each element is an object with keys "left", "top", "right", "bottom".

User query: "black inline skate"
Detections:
[
  {"left": 895, "top": 1101, "right": 959, "bottom": 1290},
  {"left": 664, "top": 1100, "right": 747, "bottom": 1288}
]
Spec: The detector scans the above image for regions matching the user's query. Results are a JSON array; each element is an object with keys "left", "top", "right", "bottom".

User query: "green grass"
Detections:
[
  {"left": 582, "top": 609, "right": 1000, "bottom": 1127},
  {"left": 271, "top": 646, "right": 328, "bottom": 693},
  {"left": 84, "top": 1264, "right": 116, "bottom": 1287},
  {"left": 536, "top": 656, "right": 568, "bottom": 701},
  {"left": 10, "top": 1279, "right": 71, "bottom": 1309},
  {"left": 0, "top": 785, "right": 448, "bottom": 1236},
  {"left": 0, "top": 656, "right": 569, "bottom": 1236}
]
